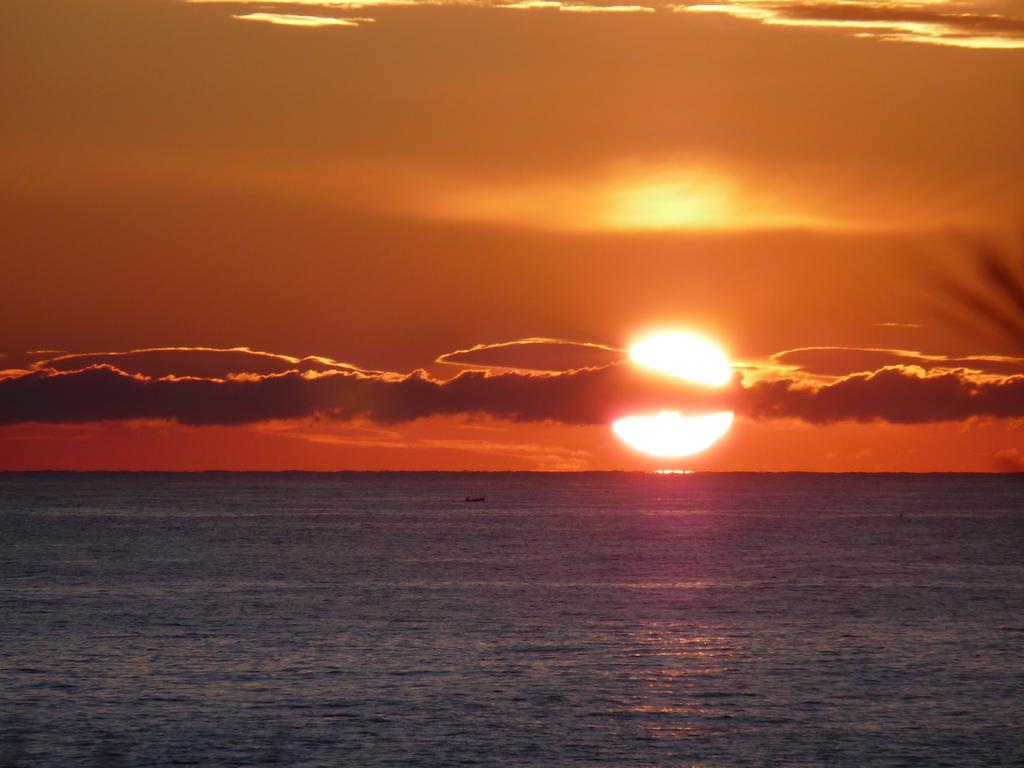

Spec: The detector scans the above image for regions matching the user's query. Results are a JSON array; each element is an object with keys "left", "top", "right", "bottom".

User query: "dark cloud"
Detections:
[
  {"left": 739, "top": 366, "right": 1024, "bottom": 425},
  {"left": 1, "top": 350, "right": 1022, "bottom": 427},
  {"left": 35, "top": 348, "right": 366, "bottom": 379},
  {"left": 773, "top": 346, "right": 1024, "bottom": 377},
  {"left": 0, "top": 361, "right": 721, "bottom": 427}
]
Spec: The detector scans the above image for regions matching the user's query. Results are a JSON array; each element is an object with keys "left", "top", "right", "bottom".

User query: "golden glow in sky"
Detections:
[
  {"left": 3, "top": 0, "right": 1022, "bottom": 472},
  {"left": 614, "top": 331, "right": 735, "bottom": 458},
  {"left": 421, "top": 166, "right": 840, "bottom": 232}
]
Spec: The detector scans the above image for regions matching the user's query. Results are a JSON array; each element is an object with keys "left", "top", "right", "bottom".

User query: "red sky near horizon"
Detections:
[{"left": 1, "top": 0, "right": 1023, "bottom": 471}]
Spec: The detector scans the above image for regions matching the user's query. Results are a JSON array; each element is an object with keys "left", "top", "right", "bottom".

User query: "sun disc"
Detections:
[
  {"left": 612, "top": 411, "right": 734, "bottom": 458},
  {"left": 629, "top": 332, "right": 732, "bottom": 387}
]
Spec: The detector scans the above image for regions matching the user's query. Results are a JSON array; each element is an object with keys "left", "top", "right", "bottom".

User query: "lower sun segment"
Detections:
[{"left": 612, "top": 411, "right": 734, "bottom": 458}]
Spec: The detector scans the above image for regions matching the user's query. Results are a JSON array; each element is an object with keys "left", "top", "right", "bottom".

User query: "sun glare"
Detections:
[
  {"left": 613, "top": 331, "right": 735, "bottom": 458},
  {"left": 613, "top": 411, "right": 735, "bottom": 458},
  {"left": 629, "top": 331, "right": 732, "bottom": 387}
]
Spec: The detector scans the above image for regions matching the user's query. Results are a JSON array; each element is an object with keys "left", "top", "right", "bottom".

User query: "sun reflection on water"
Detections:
[{"left": 617, "top": 623, "right": 760, "bottom": 742}]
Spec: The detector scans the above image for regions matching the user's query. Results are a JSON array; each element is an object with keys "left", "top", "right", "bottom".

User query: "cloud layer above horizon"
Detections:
[{"left": 2, "top": 344, "right": 1022, "bottom": 428}]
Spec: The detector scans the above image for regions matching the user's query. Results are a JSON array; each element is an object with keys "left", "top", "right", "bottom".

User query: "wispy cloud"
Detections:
[
  {"left": 183, "top": 0, "right": 1024, "bottom": 48},
  {"left": 435, "top": 338, "right": 624, "bottom": 372},
  {"left": 189, "top": 0, "right": 420, "bottom": 7},
  {"left": 190, "top": 0, "right": 657, "bottom": 14},
  {"left": 770, "top": 345, "right": 1024, "bottom": 377},
  {"left": 16, "top": 347, "right": 375, "bottom": 379},
  {"left": 259, "top": 420, "right": 594, "bottom": 468},
  {"left": 232, "top": 12, "right": 372, "bottom": 26},
  {"left": 672, "top": 1, "right": 1024, "bottom": 49},
  {"left": 498, "top": 1, "right": 655, "bottom": 11}
]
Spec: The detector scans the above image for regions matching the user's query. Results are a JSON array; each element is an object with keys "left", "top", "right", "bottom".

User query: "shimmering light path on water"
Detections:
[{"left": 2, "top": 473, "right": 1023, "bottom": 766}]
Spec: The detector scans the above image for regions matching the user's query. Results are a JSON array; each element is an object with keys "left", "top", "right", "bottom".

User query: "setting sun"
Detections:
[
  {"left": 628, "top": 331, "right": 733, "bottom": 387},
  {"left": 612, "top": 331, "right": 735, "bottom": 457},
  {"left": 4, "top": 2, "right": 1022, "bottom": 763},
  {"left": 612, "top": 410, "right": 735, "bottom": 458}
]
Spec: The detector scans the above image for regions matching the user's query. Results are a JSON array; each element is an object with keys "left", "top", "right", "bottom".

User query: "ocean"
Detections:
[{"left": 1, "top": 472, "right": 1023, "bottom": 767}]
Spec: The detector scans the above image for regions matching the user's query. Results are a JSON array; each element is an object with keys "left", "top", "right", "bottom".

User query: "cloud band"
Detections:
[{"left": 2, "top": 348, "right": 1022, "bottom": 427}]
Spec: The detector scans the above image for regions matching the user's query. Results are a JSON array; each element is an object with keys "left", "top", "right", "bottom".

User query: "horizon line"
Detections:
[{"left": 1, "top": 469, "right": 1021, "bottom": 476}]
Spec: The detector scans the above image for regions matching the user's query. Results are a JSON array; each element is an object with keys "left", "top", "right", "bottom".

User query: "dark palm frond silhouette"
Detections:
[{"left": 930, "top": 229, "right": 1024, "bottom": 352}]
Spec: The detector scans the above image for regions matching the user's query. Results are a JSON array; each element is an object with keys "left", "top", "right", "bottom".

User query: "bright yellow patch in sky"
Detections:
[{"left": 423, "top": 166, "right": 831, "bottom": 232}]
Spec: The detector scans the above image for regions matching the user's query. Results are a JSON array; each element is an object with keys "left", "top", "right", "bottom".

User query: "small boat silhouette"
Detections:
[{"left": 464, "top": 496, "right": 486, "bottom": 502}]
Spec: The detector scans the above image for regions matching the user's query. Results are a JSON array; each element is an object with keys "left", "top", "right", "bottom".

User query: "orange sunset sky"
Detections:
[{"left": 1, "top": 0, "right": 1023, "bottom": 471}]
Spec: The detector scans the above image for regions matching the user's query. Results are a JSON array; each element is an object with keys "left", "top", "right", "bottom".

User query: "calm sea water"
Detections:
[{"left": 2, "top": 472, "right": 1023, "bottom": 767}]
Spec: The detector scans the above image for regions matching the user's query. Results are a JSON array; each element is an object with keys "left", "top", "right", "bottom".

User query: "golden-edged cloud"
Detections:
[
  {"left": 184, "top": 0, "right": 1024, "bottom": 48},
  {"left": 189, "top": 0, "right": 659, "bottom": 18},
  {"left": 3, "top": 345, "right": 1023, "bottom": 428},
  {"left": 17, "top": 347, "right": 377, "bottom": 380},
  {"left": 771, "top": 346, "right": 1024, "bottom": 377},
  {"left": 673, "top": 0, "right": 1024, "bottom": 49},
  {"left": 233, "top": 12, "right": 372, "bottom": 26},
  {"left": 189, "top": 0, "right": 421, "bottom": 7},
  {"left": 435, "top": 338, "right": 624, "bottom": 372},
  {"left": 497, "top": 1, "right": 655, "bottom": 11}
]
